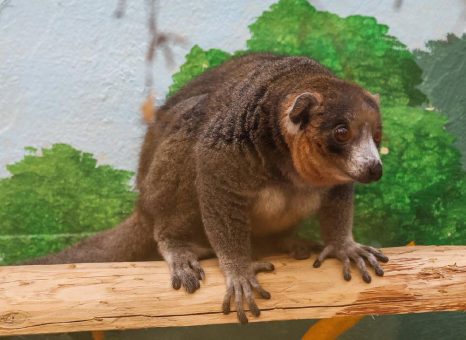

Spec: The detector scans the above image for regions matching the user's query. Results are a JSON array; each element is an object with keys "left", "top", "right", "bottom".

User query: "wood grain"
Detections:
[{"left": 1, "top": 246, "right": 465, "bottom": 335}]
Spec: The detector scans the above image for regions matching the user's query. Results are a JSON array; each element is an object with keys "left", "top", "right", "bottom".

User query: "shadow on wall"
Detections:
[{"left": 0, "top": 0, "right": 465, "bottom": 265}]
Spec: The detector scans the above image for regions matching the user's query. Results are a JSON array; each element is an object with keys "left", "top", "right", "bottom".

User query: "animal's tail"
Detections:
[{"left": 23, "top": 213, "right": 161, "bottom": 265}]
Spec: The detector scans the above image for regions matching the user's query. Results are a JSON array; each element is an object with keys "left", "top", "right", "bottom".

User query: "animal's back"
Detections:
[
  {"left": 164, "top": 53, "right": 332, "bottom": 111},
  {"left": 138, "top": 53, "right": 334, "bottom": 187}
]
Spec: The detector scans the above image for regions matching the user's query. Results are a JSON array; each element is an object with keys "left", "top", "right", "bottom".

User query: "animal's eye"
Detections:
[
  {"left": 373, "top": 128, "right": 382, "bottom": 145},
  {"left": 334, "top": 125, "right": 352, "bottom": 143}
]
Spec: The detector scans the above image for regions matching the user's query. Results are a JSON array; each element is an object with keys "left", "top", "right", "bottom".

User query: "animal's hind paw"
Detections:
[
  {"left": 285, "top": 237, "right": 323, "bottom": 260},
  {"left": 222, "top": 261, "right": 275, "bottom": 323},
  {"left": 168, "top": 253, "right": 205, "bottom": 294}
]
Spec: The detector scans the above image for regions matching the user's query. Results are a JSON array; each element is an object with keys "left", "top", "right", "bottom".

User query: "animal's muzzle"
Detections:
[{"left": 357, "top": 161, "right": 383, "bottom": 183}]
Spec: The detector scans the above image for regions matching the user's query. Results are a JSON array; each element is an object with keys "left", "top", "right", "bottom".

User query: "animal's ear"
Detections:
[{"left": 285, "top": 92, "right": 322, "bottom": 131}]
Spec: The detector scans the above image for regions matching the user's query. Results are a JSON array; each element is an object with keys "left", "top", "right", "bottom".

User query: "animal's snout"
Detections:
[
  {"left": 358, "top": 161, "right": 383, "bottom": 183},
  {"left": 368, "top": 161, "right": 383, "bottom": 181}
]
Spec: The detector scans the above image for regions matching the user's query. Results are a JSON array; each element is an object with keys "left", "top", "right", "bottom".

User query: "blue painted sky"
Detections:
[{"left": 1, "top": 0, "right": 465, "bottom": 177}]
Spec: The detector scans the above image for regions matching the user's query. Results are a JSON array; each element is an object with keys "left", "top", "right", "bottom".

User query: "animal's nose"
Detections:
[
  {"left": 367, "top": 161, "right": 383, "bottom": 182},
  {"left": 357, "top": 161, "right": 383, "bottom": 184}
]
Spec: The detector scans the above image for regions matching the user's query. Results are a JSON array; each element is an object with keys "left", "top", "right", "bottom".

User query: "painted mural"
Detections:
[
  {"left": 1, "top": 0, "right": 464, "bottom": 266},
  {"left": 0, "top": 144, "right": 136, "bottom": 264}
]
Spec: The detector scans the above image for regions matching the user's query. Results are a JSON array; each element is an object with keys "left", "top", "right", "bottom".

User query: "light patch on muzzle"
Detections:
[{"left": 346, "top": 124, "right": 382, "bottom": 179}]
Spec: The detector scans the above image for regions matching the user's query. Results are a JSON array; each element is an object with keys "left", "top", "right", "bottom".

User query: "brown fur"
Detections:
[
  {"left": 23, "top": 53, "right": 388, "bottom": 323},
  {"left": 289, "top": 129, "right": 350, "bottom": 186}
]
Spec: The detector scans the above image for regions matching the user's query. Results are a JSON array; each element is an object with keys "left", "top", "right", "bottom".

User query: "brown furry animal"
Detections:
[{"left": 26, "top": 53, "right": 388, "bottom": 323}]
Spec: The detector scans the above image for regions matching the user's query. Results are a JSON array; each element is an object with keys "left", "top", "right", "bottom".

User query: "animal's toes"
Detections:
[
  {"left": 363, "top": 246, "right": 389, "bottom": 263},
  {"left": 175, "top": 263, "right": 201, "bottom": 293},
  {"left": 291, "top": 243, "right": 311, "bottom": 260},
  {"left": 252, "top": 262, "right": 275, "bottom": 273},
  {"left": 181, "top": 271, "right": 201, "bottom": 293},
  {"left": 190, "top": 260, "right": 206, "bottom": 281},
  {"left": 313, "top": 244, "right": 334, "bottom": 268},
  {"left": 171, "top": 274, "right": 182, "bottom": 290}
]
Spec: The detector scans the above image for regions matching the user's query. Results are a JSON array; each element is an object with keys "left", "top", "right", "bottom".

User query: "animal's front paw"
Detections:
[
  {"left": 168, "top": 253, "right": 205, "bottom": 294},
  {"left": 222, "top": 261, "right": 275, "bottom": 323},
  {"left": 313, "top": 241, "right": 388, "bottom": 283}
]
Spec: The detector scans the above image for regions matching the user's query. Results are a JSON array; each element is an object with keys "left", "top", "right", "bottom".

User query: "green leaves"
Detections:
[
  {"left": 0, "top": 144, "right": 136, "bottom": 264},
  {"left": 354, "top": 106, "right": 465, "bottom": 246},
  {"left": 170, "top": 0, "right": 426, "bottom": 106},
  {"left": 168, "top": 45, "right": 231, "bottom": 96},
  {"left": 247, "top": 0, "right": 425, "bottom": 106}
]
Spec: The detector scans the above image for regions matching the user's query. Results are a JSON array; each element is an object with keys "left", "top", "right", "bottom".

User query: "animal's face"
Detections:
[{"left": 280, "top": 79, "right": 383, "bottom": 186}]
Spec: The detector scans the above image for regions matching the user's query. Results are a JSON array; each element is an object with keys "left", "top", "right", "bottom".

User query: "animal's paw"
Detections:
[
  {"left": 285, "top": 237, "right": 323, "bottom": 260},
  {"left": 313, "top": 241, "right": 388, "bottom": 283},
  {"left": 222, "top": 261, "right": 275, "bottom": 324},
  {"left": 169, "top": 253, "right": 205, "bottom": 294}
]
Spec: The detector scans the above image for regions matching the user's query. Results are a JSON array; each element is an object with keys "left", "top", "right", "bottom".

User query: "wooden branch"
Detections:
[{"left": 1, "top": 246, "right": 465, "bottom": 335}]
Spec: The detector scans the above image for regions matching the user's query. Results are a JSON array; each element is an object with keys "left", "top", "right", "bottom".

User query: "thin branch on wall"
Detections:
[
  {"left": 145, "top": 0, "right": 185, "bottom": 91},
  {"left": 393, "top": 0, "right": 403, "bottom": 10},
  {"left": 0, "top": 0, "right": 12, "bottom": 15},
  {"left": 113, "top": 0, "right": 126, "bottom": 18},
  {"left": 114, "top": 0, "right": 185, "bottom": 122}
]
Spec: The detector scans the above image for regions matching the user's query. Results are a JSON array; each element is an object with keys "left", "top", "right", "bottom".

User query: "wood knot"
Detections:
[
  {"left": 0, "top": 311, "right": 28, "bottom": 325},
  {"left": 416, "top": 265, "right": 463, "bottom": 280},
  {"left": 418, "top": 267, "right": 445, "bottom": 279}
]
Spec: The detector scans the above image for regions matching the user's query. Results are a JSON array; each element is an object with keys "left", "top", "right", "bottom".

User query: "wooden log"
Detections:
[{"left": 1, "top": 246, "right": 465, "bottom": 336}]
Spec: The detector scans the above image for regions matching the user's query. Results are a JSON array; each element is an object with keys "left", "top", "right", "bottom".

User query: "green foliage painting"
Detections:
[
  {"left": 247, "top": 0, "right": 426, "bottom": 106},
  {"left": 354, "top": 106, "right": 466, "bottom": 246},
  {"left": 415, "top": 33, "right": 466, "bottom": 169},
  {"left": 168, "top": 45, "right": 231, "bottom": 96},
  {"left": 169, "top": 0, "right": 466, "bottom": 247},
  {"left": 171, "top": 0, "right": 426, "bottom": 106},
  {"left": 0, "top": 144, "right": 136, "bottom": 264}
]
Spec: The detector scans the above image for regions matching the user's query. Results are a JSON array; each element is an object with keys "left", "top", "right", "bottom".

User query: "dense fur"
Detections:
[{"left": 25, "top": 53, "right": 388, "bottom": 323}]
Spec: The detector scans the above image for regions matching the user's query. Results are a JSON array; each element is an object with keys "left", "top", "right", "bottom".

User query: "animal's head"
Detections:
[{"left": 280, "top": 77, "right": 382, "bottom": 187}]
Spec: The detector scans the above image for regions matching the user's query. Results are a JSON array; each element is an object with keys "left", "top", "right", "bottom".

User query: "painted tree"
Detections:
[
  {"left": 170, "top": 0, "right": 426, "bottom": 106},
  {"left": 168, "top": 45, "right": 231, "bottom": 96},
  {"left": 415, "top": 33, "right": 466, "bottom": 169},
  {"left": 0, "top": 144, "right": 136, "bottom": 264},
  {"left": 353, "top": 106, "right": 466, "bottom": 246},
  {"left": 247, "top": 0, "right": 426, "bottom": 106}
]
